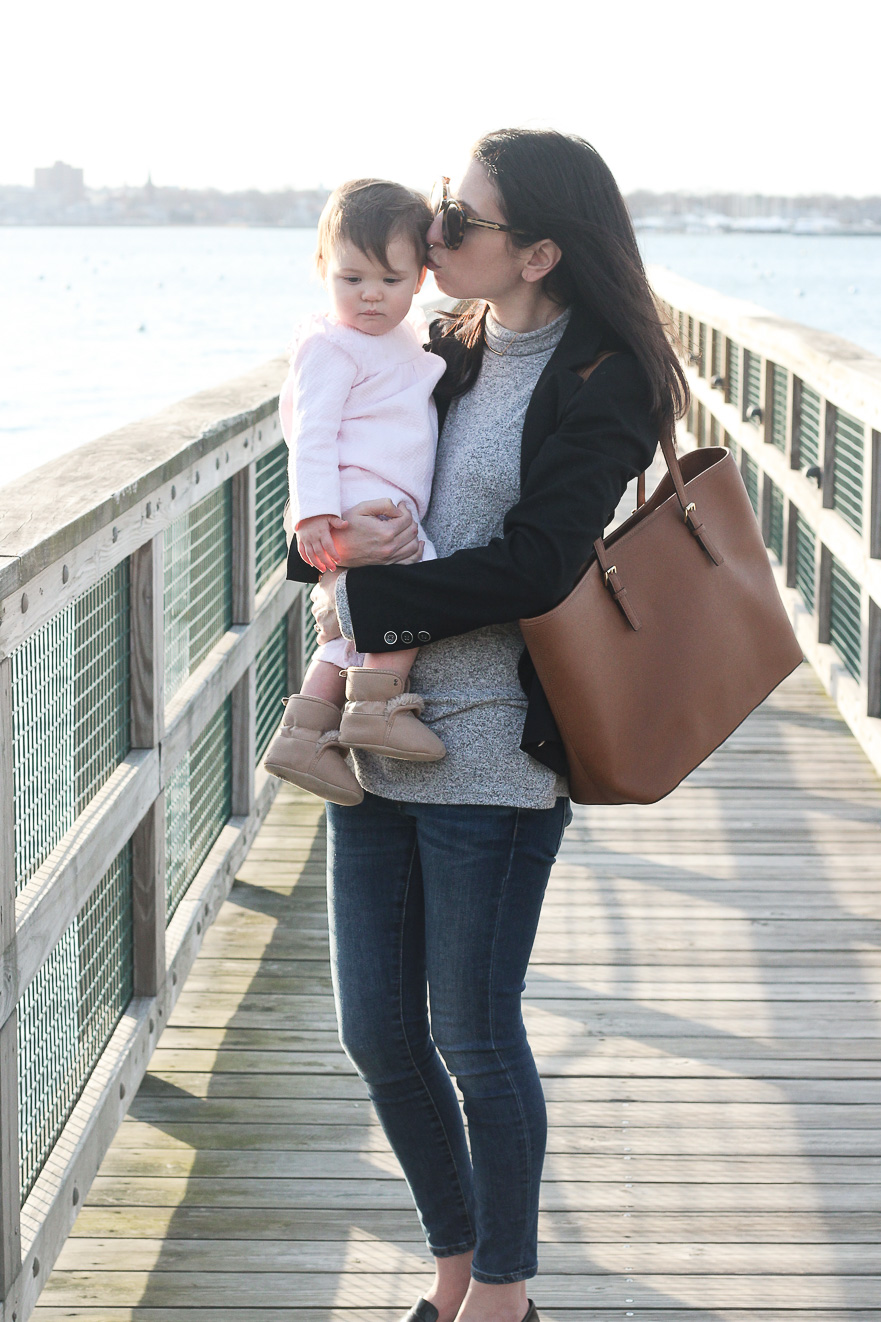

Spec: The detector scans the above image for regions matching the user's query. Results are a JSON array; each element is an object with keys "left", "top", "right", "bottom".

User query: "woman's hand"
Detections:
[
  {"left": 311, "top": 571, "right": 342, "bottom": 646},
  {"left": 331, "top": 499, "right": 424, "bottom": 567}
]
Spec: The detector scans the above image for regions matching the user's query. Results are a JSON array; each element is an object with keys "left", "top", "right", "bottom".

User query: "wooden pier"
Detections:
[
  {"left": 3, "top": 271, "right": 881, "bottom": 1321},
  {"left": 32, "top": 661, "right": 881, "bottom": 1320}
]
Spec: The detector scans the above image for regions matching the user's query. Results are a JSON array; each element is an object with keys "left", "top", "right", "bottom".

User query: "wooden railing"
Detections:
[
  {"left": 0, "top": 356, "right": 301, "bottom": 1322},
  {"left": 651, "top": 266, "right": 881, "bottom": 775}
]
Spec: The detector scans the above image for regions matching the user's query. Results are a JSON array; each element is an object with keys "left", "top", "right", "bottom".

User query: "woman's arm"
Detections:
[{"left": 340, "top": 353, "right": 657, "bottom": 654}]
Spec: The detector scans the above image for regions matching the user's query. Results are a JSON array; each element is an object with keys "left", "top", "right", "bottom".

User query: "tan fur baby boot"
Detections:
[
  {"left": 339, "top": 669, "right": 446, "bottom": 761},
  {"left": 263, "top": 694, "right": 364, "bottom": 806}
]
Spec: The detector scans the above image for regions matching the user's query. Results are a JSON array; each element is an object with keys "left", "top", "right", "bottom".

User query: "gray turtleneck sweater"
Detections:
[{"left": 337, "top": 308, "right": 571, "bottom": 808}]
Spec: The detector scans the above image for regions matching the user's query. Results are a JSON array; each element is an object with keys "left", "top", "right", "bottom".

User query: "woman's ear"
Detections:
[{"left": 520, "top": 238, "right": 562, "bottom": 285}]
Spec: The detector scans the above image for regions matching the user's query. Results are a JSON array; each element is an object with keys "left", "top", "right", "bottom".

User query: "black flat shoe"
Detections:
[
  {"left": 399, "top": 1300, "right": 439, "bottom": 1322},
  {"left": 398, "top": 1299, "right": 538, "bottom": 1322}
]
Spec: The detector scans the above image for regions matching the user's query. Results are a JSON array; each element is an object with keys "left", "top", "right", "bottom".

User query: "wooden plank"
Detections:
[
  {"left": 124, "top": 1098, "right": 881, "bottom": 1129},
  {"left": 230, "top": 462, "right": 256, "bottom": 627},
  {"left": 0, "top": 1015, "right": 20, "bottom": 1297},
  {"left": 32, "top": 1268, "right": 881, "bottom": 1307},
  {"left": 107, "top": 1121, "right": 878, "bottom": 1163},
  {"left": 133, "top": 1068, "right": 881, "bottom": 1103},
  {"left": 129, "top": 534, "right": 164, "bottom": 749},
  {"left": 28, "top": 1311, "right": 881, "bottom": 1322},
  {"left": 131, "top": 796, "right": 166, "bottom": 999},
  {"left": 51, "top": 1235, "right": 881, "bottom": 1274},
  {"left": 91, "top": 1147, "right": 881, "bottom": 1183},
  {"left": 81, "top": 1174, "right": 881, "bottom": 1213},
  {"left": 107, "top": 1119, "right": 881, "bottom": 1158},
  {"left": 64, "top": 1204, "right": 881, "bottom": 1244},
  {"left": 230, "top": 667, "right": 256, "bottom": 819}
]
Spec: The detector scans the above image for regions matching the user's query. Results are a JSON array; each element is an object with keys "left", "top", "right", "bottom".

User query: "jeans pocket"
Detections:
[{"left": 556, "top": 797, "right": 574, "bottom": 854}]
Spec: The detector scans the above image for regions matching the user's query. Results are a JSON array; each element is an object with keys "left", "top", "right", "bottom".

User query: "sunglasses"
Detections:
[{"left": 430, "top": 177, "right": 525, "bottom": 251}]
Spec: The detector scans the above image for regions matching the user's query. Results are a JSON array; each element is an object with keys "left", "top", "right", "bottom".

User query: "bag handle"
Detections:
[{"left": 576, "top": 354, "right": 723, "bottom": 566}]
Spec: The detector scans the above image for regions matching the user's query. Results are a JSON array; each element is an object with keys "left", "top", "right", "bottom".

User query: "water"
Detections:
[
  {"left": 2, "top": 226, "right": 880, "bottom": 489},
  {"left": 639, "top": 231, "right": 880, "bottom": 354}
]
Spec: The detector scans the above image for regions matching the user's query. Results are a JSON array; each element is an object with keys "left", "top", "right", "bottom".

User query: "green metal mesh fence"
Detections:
[
  {"left": 770, "top": 364, "right": 788, "bottom": 452},
  {"left": 830, "top": 558, "right": 862, "bottom": 681},
  {"left": 798, "top": 384, "right": 821, "bottom": 470},
  {"left": 832, "top": 408, "right": 865, "bottom": 535},
  {"left": 255, "top": 445, "right": 289, "bottom": 593},
  {"left": 767, "top": 482, "right": 784, "bottom": 562},
  {"left": 255, "top": 622, "right": 288, "bottom": 762},
  {"left": 742, "top": 453, "right": 759, "bottom": 516},
  {"left": 164, "top": 698, "right": 232, "bottom": 922},
  {"left": 745, "top": 351, "right": 762, "bottom": 413},
  {"left": 164, "top": 485, "right": 232, "bottom": 703},
  {"left": 17, "top": 842, "right": 133, "bottom": 1202},
  {"left": 11, "top": 563, "right": 131, "bottom": 894},
  {"left": 727, "top": 340, "right": 740, "bottom": 406},
  {"left": 794, "top": 512, "right": 816, "bottom": 613}
]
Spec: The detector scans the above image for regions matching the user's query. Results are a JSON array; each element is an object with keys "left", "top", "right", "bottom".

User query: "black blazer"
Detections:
[{"left": 286, "top": 304, "right": 658, "bottom": 776}]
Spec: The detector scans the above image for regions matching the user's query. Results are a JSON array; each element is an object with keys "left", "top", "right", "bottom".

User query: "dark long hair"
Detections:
[{"left": 432, "top": 129, "right": 688, "bottom": 441}]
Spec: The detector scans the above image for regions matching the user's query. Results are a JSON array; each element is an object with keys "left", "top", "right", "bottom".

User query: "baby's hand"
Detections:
[{"left": 295, "top": 513, "right": 348, "bottom": 574}]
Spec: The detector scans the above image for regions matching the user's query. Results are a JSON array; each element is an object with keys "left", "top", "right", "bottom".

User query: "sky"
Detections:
[{"left": 2, "top": 0, "right": 878, "bottom": 198}]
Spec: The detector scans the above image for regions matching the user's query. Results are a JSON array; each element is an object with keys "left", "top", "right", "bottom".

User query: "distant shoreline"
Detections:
[{"left": 2, "top": 220, "right": 880, "bottom": 237}]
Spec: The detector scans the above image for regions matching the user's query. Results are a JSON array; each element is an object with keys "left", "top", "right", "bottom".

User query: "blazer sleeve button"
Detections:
[
  {"left": 400, "top": 630, "right": 414, "bottom": 645},
  {"left": 417, "top": 630, "right": 431, "bottom": 643},
  {"left": 383, "top": 631, "right": 398, "bottom": 645}
]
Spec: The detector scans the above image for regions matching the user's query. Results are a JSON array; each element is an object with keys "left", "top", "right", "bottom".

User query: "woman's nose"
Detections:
[{"left": 426, "top": 213, "right": 444, "bottom": 247}]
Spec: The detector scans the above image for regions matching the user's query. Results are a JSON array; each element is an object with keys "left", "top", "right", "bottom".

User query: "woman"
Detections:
[{"left": 287, "top": 129, "right": 688, "bottom": 1322}]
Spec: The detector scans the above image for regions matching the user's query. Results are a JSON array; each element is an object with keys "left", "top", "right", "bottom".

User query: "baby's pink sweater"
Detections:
[{"left": 279, "top": 314, "right": 446, "bottom": 544}]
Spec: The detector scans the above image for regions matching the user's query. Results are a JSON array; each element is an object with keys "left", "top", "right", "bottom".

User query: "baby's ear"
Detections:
[{"left": 414, "top": 266, "right": 428, "bottom": 294}]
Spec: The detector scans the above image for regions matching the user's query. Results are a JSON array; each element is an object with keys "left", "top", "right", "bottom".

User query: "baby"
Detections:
[{"left": 264, "top": 179, "right": 446, "bottom": 805}]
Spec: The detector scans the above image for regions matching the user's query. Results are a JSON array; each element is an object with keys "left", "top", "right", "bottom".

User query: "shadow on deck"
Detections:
[{"left": 33, "top": 664, "right": 881, "bottom": 1321}]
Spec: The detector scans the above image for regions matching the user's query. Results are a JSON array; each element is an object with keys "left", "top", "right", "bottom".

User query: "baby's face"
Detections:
[{"left": 323, "top": 235, "right": 425, "bottom": 336}]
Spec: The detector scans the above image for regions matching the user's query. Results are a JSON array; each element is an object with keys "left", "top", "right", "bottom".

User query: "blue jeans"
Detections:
[{"left": 325, "top": 792, "right": 571, "bottom": 1284}]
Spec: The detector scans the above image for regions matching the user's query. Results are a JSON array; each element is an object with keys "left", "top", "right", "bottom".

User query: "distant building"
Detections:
[{"left": 34, "top": 161, "right": 84, "bottom": 203}]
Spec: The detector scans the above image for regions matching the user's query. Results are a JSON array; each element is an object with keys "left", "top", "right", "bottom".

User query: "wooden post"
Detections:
[
  {"left": 782, "top": 368, "right": 796, "bottom": 466},
  {"left": 231, "top": 463, "right": 257, "bottom": 816},
  {"left": 790, "top": 377, "right": 803, "bottom": 470},
  {"left": 232, "top": 464, "right": 256, "bottom": 627},
  {"left": 762, "top": 358, "right": 774, "bottom": 447},
  {"left": 130, "top": 535, "right": 165, "bottom": 750},
  {"left": 869, "top": 429, "right": 881, "bottom": 561},
  {"left": 817, "top": 544, "right": 832, "bottom": 645},
  {"left": 784, "top": 501, "right": 799, "bottom": 590},
  {"left": 231, "top": 667, "right": 256, "bottom": 817},
  {"left": 868, "top": 599, "right": 881, "bottom": 720},
  {"left": 0, "top": 659, "right": 22, "bottom": 1296},
  {"left": 821, "top": 400, "right": 836, "bottom": 510},
  {"left": 132, "top": 796, "right": 166, "bottom": 997},
  {"left": 130, "top": 536, "right": 166, "bottom": 996}
]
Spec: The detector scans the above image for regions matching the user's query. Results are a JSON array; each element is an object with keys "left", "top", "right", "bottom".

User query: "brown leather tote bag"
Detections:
[{"left": 519, "top": 362, "right": 803, "bottom": 805}]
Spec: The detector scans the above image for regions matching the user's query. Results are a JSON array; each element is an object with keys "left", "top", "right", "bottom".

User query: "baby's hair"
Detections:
[{"left": 316, "top": 178, "right": 433, "bottom": 273}]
